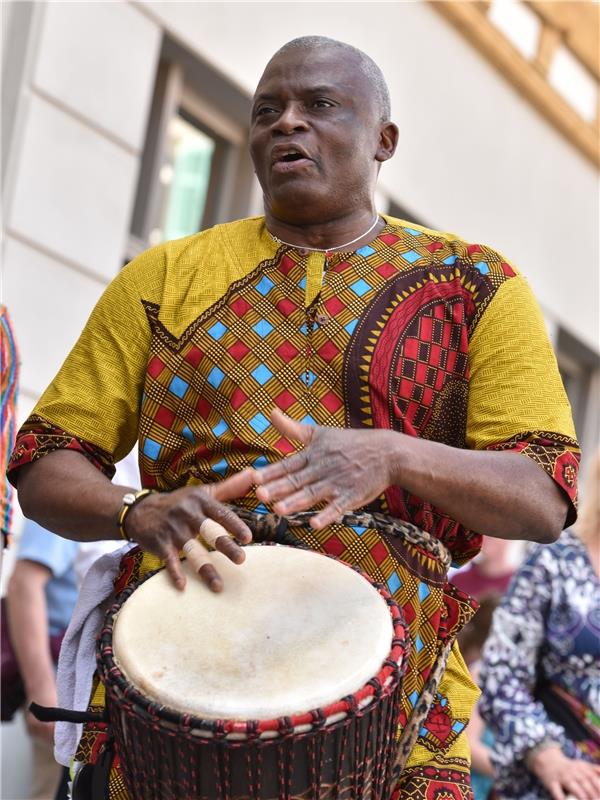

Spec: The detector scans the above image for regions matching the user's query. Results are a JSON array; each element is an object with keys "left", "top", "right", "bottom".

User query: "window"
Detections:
[
  {"left": 126, "top": 37, "right": 256, "bottom": 262},
  {"left": 555, "top": 326, "right": 600, "bottom": 454},
  {"left": 150, "top": 113, "right": 217, "bottom": 245}
]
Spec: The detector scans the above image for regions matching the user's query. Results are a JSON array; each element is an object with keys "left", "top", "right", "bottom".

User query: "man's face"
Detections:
[{"left": 250, "top": 48, "right": 389, "bottom": 225}]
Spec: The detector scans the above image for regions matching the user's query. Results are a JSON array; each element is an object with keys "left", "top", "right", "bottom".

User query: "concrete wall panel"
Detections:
[
  {"left": 33, "top": 0, "right": 161, "bottom": 151},
  {"left": 8, "top": 94, "right": 139, "bottom": 281},
  {"left": 4, "top": 235, "right": 106, "bottom": 397}
]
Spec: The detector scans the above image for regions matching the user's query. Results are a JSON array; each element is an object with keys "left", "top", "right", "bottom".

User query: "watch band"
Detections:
[{"left": 117, "top": 488, "right": 157, "bottom": 541}]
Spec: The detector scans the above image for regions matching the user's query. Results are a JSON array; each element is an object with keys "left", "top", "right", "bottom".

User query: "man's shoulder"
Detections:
[
  {"left": 382, "top": 216, "right": 521, "bottom": 279},
  {"left": 127, "top": 217, "right": 265, "bottom": 270}
]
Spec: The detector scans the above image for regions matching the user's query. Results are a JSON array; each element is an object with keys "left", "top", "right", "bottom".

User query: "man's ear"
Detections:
[{"left": 375, "top": 122, "right": 399, "bottom": 163}]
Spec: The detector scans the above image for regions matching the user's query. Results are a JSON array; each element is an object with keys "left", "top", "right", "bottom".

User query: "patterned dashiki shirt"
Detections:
[
  {"left": 8, "top": 215, "right": 580, "bottom": 799},
  {"left": 479, "top": 529, "right": 600, "bottom": 800}
]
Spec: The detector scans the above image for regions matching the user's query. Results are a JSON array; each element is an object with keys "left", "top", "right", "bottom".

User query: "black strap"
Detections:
[{"left": 29, "top": 701, "right": 107, "bottom": 724}]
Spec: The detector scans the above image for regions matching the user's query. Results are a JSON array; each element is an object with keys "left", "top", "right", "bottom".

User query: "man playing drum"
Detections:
[{"left": 8, "top": 36, "right": 582, "bottom": 799}]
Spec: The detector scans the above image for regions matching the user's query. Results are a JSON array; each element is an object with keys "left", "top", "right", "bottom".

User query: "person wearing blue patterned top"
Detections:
[{"left": 479, "top": 450, "right": 600, "bottom": 800}]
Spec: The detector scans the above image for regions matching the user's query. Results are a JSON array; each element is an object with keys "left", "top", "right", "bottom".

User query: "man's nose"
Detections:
[{"left": 272, "top": 103, "right": 309, "bottom": 135}]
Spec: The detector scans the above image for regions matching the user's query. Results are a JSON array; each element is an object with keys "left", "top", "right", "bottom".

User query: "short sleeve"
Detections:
[
  {"left": 466, "top": 273, "right": 580, "bottom": 522},
  {"left": 8, "top": 248, "right": 163, "bottom": 485},
  {"left": 17, "top": 518, "right": 79, "bottom": 579}
]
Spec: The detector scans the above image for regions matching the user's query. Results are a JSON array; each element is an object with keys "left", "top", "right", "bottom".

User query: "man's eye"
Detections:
[
  {"left": 256, "top": 106, "right": 277, "bottom": 117},
  {"left": 313, "top": 99, "right": 334, "bottom": 108}
]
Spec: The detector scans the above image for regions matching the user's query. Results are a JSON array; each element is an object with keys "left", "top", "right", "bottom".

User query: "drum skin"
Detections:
[{"left": 98, "top": 544, "right": 408, "bottom": 800}]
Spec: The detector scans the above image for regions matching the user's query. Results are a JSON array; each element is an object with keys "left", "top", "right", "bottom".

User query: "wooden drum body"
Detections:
[{"left": 98, "top": 544, "right": 408, "bottom": 800}]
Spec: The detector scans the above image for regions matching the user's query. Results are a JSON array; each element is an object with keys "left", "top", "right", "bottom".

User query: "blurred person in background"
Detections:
[
  {"left": 479, "top": 447, "right": 600, "bottom": 800},
  {"left": 452, "top": 535, "right": 516, "bottom": 601},
  {"left": 6, "top": 519, "right": 78, "bottom": 800},
  {"left": 1, "top": 304, "right": 20, "bottom": 556}
]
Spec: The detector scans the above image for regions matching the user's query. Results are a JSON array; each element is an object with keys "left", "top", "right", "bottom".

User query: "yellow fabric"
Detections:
[
  {"left": 31, "top": 215, "right": 575, "bottom": 469},
  {"left": 404, "top": 642, "right": 479, "bottom": 771},
  {"left": 467, "top": 274, "right": 576, "bottom": 449}
]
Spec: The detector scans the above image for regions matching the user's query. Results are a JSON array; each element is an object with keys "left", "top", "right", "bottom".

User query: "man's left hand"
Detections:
[{"left": 252, "top": 409, "right": 397, "bottom": 529}]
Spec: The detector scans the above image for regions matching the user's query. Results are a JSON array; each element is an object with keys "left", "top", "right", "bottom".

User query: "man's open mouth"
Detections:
[
  {"left": 279, "top": 152, "right": 305, "bottom": 162},
  {"left": 271, "top": 146, "right": 312, "bottom": 167}
]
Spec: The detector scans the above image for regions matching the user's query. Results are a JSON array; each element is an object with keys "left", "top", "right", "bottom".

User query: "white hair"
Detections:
[{"left": 272, "top": 36, "right": 391, "bottom": 122}]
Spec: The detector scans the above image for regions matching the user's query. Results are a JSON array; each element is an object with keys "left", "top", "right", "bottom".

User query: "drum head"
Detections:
[{"left": 113, "top": 545, "right": 393, "bottom": 719}]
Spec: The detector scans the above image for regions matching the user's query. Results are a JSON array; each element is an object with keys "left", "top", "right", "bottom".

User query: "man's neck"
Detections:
[{"left": 265, "top": 208, "right": 384, "bottom": 252}]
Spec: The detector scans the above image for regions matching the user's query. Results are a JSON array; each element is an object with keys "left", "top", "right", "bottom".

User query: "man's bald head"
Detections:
[{"left": 269, "top": 36, "right": 391, "bottom": 122}]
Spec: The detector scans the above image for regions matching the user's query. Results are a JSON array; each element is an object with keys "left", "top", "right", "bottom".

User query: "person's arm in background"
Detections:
[{"left": 6, "top": 560, "right": 56, "bottom": 743}]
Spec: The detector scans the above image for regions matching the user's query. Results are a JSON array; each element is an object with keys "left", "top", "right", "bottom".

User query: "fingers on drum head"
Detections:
[
  {"left": 182, "top": 538, "right": 211, "bottom": 573},
  {"left": 200, "top": 518, "right": 230, "bottom": 548}
]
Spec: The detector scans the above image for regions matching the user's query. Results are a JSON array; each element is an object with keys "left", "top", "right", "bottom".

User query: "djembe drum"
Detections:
[{"left": 97, "top": 543, "right": 408, "bottom": 800}]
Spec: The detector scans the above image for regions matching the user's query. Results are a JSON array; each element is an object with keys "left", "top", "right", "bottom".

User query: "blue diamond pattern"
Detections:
[
  {"left": 182, "top": 425, "right": 195, "bottom": 443},
  {"left": 419, "top": 726, "right": 428, "bottom": 737},
  {"left": 249, "top": 412, "right": 270, "bottom": 434},
  {"left": 443, "top": 255, "right": 457, "bottom": 266},
  {"left": 304, "top": 370, "right": 317, "bottom": 387},
  {"left": 255, "top": 276, "right": 275, "bottom": 296},
  {"left": 401, "top": 249, "right": 420, "bottom": 264},
  {"left": 212, "top": 458, "right": 228, "bottom": 476},
  {"left": 344, "top": 319, "right": 358, "bottom": 335},
  {"left": 408, "top": 691, "right": 419, "bottom": 708},
  {"left": 452, "top": 721, "right": 465, "bottom": 733},
  {"left": 302, "top": 414, "right": 317, "bottom": 426},
  {"left": 418, "top": 581, "right": 430, "bottom": 602},
  {"left": 387, "top": 571, "right": 401, "bottom": 594},
  {"left": 356, "top": 245, "right": 375, "bottom": 257},
  {"left": 350, "top": 278, "right": 371, "bottom": 297},
  {"left": 206, "top": 366, "right": 225, "bottom": 389},
  {"left": 475, "top": 261, "right": 489, "bottom": 274},
  {"left": 298, "top": 275, "right": 306, "bottom": 290},
  {"left": 253, "top": 320, "right": 274, "bottom": 338},
  {"left": 300, "top": 322, "right": 308, "bottom": 335},
  {"left": 253, "top": 456, "right": 269, "bottom": 469},
  {"left": 251, "top": 364, "right": 274, "bottom": 385},
  {"left": 351, "top": 526, "right": 367, "bottom": 536},
  {"left": 168, "top": 376, "right": 189, "bottom": 399},
  {"left": 207, "top": 321, "right": 227, "bottom": 340},
  {"left": 143, "top": 438, "right": 161, "bottom": 460},
  {"left": 415, "top": 634, "right": 424, "bottom": 652},
  {"left": 212, "top": 419, "right": 228, "bottom": 437},
  {"left": 404, "top": 227, "right": 421, "bottom": 236}
]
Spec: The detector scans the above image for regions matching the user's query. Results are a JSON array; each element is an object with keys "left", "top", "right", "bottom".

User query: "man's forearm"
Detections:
[
  {"left": 388, "top": 433, "right": 568, "bottom": 542},
  {"left": 16, "top": 450, "right": 134, "bottom": 542}
]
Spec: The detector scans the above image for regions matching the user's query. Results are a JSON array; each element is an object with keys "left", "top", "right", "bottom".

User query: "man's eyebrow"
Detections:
[
  {"left": 253, "top": 93, "right": 278, "bottom": 103},
  {"left": 253, "top": 85, "right": 343, "bottom": 104}
]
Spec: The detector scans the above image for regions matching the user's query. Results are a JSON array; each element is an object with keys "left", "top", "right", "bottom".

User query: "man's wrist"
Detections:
[
  {"left": 117, "top": 488, "right": 157, "bottom": 541},
  {"left": 386, "top": 429, "right": 429, "bottom": 487}
]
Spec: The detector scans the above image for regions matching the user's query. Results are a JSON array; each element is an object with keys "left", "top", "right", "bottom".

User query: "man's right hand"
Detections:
[{"left": 124, "top": 469, "right": 254, "bottom": 591}]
